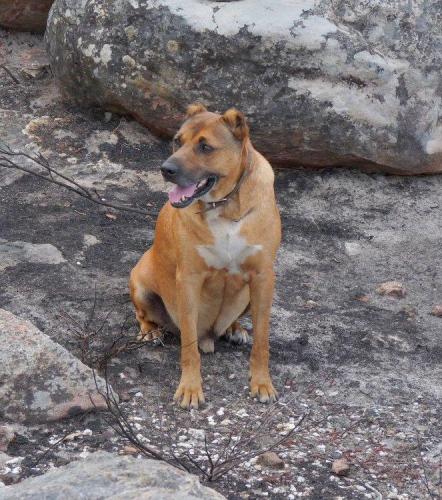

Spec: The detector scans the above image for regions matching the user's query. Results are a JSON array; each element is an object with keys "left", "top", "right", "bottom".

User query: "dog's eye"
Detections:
[
  {"left": 173, "top": 137, "right": 182, "bottom": 150},
  {"left": 199, "top": 142, "right": 214, "bottom": 154}
]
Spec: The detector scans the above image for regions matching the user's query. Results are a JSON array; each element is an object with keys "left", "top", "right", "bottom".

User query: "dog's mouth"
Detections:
[{"left": 168, "top": 175, "right": 218, "bottom": 208}]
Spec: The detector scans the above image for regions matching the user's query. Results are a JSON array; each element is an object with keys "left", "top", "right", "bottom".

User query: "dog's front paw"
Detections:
[
  {"left": 174, "top": 376, "right": 205, "bottom": 409},
  {"left": 250, "top": 375, "right": 278, "bottom": 404}
]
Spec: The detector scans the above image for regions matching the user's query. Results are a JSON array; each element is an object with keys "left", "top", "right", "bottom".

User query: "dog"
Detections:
[{"left": 129, "top": 104, "right": 281, "bottom": 409}]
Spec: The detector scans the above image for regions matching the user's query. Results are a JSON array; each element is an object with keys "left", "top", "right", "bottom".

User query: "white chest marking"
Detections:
[{"left": 197, "top": 212, "right": 262, "bottom": 274}]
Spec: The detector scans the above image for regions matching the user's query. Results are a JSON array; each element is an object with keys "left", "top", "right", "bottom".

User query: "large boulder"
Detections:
[
  {"left": 0, "top": 0, "right": 53, "bottom": 32},
  {"left": 1, "top": 451, "right": 225, "bottom": 499},
  {"left": 0, "top": 309, "right": 115, "bottom": 423},
  {"left": 45, "top": 0, "right": 442, "bottom": 174}
]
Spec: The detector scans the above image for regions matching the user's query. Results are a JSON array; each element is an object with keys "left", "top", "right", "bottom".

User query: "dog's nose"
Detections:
[{"left": 161, "top": 160, "right": 179, "bottom": 179}]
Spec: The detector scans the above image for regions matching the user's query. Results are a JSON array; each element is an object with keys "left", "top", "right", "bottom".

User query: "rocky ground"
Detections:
[{"left": 0, "top": 30, "right": 441, "bottom": 499}]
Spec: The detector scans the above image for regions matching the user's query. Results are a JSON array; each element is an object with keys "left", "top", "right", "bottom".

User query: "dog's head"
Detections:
[{"left": 161, "top": 103, "right": 249, "bottom": 208}]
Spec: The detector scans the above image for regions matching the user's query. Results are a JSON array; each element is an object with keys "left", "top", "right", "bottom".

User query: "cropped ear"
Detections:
[
  {"left": 186, "top": 103, "right": 207, "bottom": 119},
  {"left": 222, "top": 108, "right": 249, "bottom": 141}
]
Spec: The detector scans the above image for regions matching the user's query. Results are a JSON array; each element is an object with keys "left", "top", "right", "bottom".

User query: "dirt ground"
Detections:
[{"left": 0, "top": 30, "right": 441, "bottom": 499}]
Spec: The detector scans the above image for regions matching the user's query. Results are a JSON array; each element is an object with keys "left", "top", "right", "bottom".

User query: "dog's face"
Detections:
[{"left": 161, "top": 104, "right": 249, "bottom": 208}]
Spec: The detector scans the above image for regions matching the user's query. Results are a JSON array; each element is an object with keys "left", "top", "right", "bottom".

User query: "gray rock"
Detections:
[
  {"left": 0, "top": 0, "right": 54, "bottom": 32},
  {"left": 1, "top": 451, "right": 225, "bottom": 499},
  {"left": 0, "top": 239, "right": 66, "bottom": 271},
  {"left": 0, "top": 309, "right": 115, "bottom": 423},
  {"left": 45, "top": 0, "right": 442, "bottom": 174}
]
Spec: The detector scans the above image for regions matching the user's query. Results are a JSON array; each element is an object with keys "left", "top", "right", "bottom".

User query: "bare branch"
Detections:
[
  {"left": 0, "top": 65, "right": 20, "bottom": 84},
  {"left": 416, "top": 430, "right": 439, "bottom": 499},
  {"left": 0, "top": 141, "right": 154, "bottom": 217}
]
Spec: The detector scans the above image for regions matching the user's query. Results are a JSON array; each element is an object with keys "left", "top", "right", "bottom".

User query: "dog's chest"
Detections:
[{"left": 197, "top": 212, "right": 262, "bottom": 274}]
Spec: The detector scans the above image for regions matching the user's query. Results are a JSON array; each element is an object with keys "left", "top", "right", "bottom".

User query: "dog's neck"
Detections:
[{"left": 197, "top": 145, "right": 255, "bottom": 221}]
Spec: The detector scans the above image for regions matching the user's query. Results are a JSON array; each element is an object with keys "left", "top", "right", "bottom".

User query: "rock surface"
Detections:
[
  {"left": 45, "top": 0, "right": 442, "bottom": 174},
  {"left": 1, "top": 30, "right": 441, "bottom": 498},
  {"left": 0, "top": 309, "right": 113, "bottom": 423},
  {"left": 0, "top": 239, "right": 65, "bottom": 271},
  {"left": 1, "top": 451, "right": 225, "bottom": 499},
  {"left": 0, "top": 0, "right": 53, "bottom": 32}
]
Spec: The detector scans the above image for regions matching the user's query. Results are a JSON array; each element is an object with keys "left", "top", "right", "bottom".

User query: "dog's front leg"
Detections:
[
  {"left": 249, "top": 265, "right": 278, "bottom": 403},
  {"left": 174, "top": 270, "right": 205, "bottom": 409}
]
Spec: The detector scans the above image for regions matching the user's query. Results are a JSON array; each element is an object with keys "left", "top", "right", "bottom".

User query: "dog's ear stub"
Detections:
[
  {"left": 222, "top": 108, "right": 249, "bottom": 141},
  {"left": 186, "top": 103, "right": 207, "bottom": 118}
]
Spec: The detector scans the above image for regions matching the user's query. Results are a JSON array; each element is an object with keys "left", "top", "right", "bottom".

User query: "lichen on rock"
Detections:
[{"left": 45, "top": 0, "right": 442, "bottom": 173}]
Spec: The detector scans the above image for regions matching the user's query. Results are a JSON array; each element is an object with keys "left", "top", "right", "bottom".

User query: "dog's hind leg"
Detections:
[
  {"left": 130, "top": 262, "right": 172, "bottom": 341},
  {"left": 130, "top": 289, "right": 163, "bottom": 341}
]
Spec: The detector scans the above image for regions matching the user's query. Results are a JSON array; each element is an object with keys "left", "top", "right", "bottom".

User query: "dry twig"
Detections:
[
  {"left": 0, "top": 65, "right": 20, "bottom": 84},
  {"left": 416, "top": 430, "right": 441, "bottom": 499},
  {"left": 0, "top": 140, "right": 152, "bottom": 217},
  {"left": 92, "top": 364, "right": 307, "bottom": 482}
]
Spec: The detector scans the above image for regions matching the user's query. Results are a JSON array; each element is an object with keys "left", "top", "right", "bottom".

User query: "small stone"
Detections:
[
  {"left": 257, "top": 451, "right": 285, "bottom": 469},
  {"left": 120, "top": 445, "right": 139, "bottom": 455},
  {"left": 376, "top": 281, "right": 406, "bottom": 298},
  {"left": 122, "top": 55, "right": 136, "bottom": 68},
  {"left": 303, "top": 300, "right": 318, "bottom": 309},
  {"left": 331, "top": 458, "right": 350, "bottom": 476},
  {"left": 344, "top": 241, "right": 362, "bottom": 256},
  {"left": 354, "top": 294, "right": 369, "bottom": 303},
  {"left": 430, "top": 305, "right": 442, "bottom": 317}
]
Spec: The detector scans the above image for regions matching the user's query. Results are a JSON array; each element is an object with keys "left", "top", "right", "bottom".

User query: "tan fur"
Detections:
[{"left": 129, "top": 105, "right": 281, "bottom": 409}]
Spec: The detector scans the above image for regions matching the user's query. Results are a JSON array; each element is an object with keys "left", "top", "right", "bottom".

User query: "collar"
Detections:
[{"left": 200, "top": 150, "right": 253, "bottom": 214}]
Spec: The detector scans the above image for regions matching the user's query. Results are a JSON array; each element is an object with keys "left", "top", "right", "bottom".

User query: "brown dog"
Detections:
[{"left": 129, "top": 104, "right": 281, "bottom": 408}]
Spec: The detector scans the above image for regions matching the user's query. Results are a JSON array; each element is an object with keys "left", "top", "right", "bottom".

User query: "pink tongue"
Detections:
[{"left": 168, "top": 183, "right": 198, "bottom": 204}]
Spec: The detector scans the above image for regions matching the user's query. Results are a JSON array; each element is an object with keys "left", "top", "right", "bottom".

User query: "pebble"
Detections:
[
  {"left": 332, "top": 458, "right": 350, "bottom": 476},
  {"left": 376, "top": 281, "right": 406, "bottom": 298},
  {"left": 257, "top": 451, "right": 285, "bottom": 469},
  {"left": 304, "top": 300, "right": 318, "bottom": 309},
  {"left": 119, "top": 445, "right": 138, "bottom": 455},
  {"left": 430, "top": 304, "right": 442, "bottom": 317}
]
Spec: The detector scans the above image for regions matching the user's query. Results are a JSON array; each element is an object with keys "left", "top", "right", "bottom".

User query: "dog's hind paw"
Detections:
[
  {"left": 225, "top": 325, "right": 250, "bottom": 346},
  {"left": 137, "top": 328, "right": 163, "bottom": 343}
]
